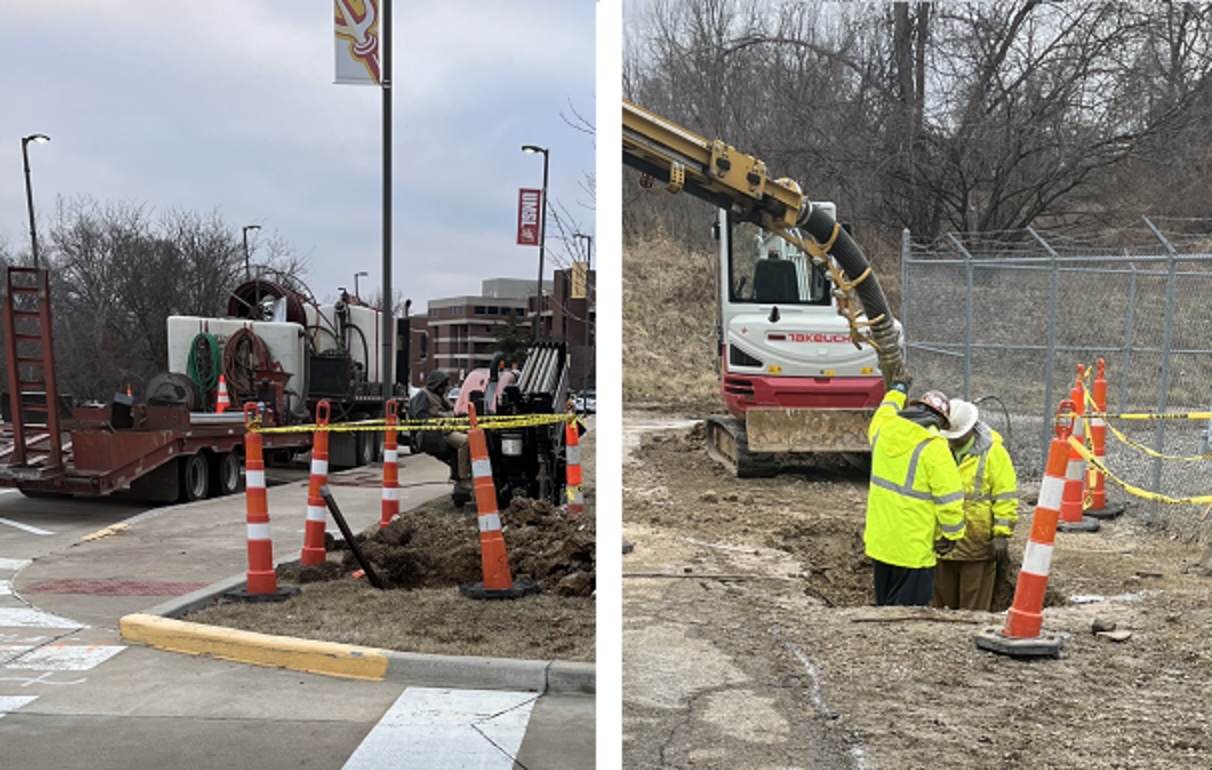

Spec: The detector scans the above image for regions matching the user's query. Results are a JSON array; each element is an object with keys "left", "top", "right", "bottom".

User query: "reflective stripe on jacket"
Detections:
[
  {"left": 864, "top": 390, "right": 966, "bottom": 569},
  {"left": 944, "top": 423, "right": 1019, "bottom": 562}
]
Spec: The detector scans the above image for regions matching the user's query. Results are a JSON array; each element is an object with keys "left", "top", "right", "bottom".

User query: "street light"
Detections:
[
  {"left": 573, "top": 233, "right": 594, "bottom": 395},
  {"left": 242, "top": 224, "right": 260, "bottom": 280},
  {"left": 354, "top": 270, "right": 369, "bottom": 299},
  {"left": 21, "top": 134, "right": 50, "bottom": 269},
  {"left": 522, "top": 144, "right": 550, "bottom": 341}
]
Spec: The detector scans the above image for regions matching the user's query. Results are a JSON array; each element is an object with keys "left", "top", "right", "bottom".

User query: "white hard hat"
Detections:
[{"left": 939, "top": 399, "right": 978, "bottom": 439}]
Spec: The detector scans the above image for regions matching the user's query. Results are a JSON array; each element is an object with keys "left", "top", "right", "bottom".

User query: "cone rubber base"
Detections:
[
  {"left": 459, "top": 580, "right": 539, "bottom": 600},
  {"left": 224, "top": 585, "right": 300, "bottom": 603},
  {"left": 973, "top": 627, "right": 1064, "bottom": 658},
  {"left": 1084, "top": 504, "right": 1126, "bottom": 520},
  {"left": 1057, "top": 517, "right": 1101, "bottom": 533}
]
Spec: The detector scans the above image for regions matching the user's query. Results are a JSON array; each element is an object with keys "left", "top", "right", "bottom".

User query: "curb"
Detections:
[{"left": 120, "top": 573, "right": 596, "bottom": 695}]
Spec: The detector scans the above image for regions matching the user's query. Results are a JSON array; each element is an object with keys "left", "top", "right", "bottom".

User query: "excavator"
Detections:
[{"left": 622, "top": 99, "right": 908, "bottom": 476}]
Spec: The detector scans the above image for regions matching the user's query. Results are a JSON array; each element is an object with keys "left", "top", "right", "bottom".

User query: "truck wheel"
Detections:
[
  {"left": 210, "top": 452, "right": 242, "bottom": 497},
  {"left": 179, "top": 454, "right": 210, "bottom": 502}
]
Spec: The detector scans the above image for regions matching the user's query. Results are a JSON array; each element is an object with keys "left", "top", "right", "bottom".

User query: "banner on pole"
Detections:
[
  {"left": 334, "top": 0, "right": 381, "bottom": 85},
  {"left": 571, "top": 261, "right": 588, "bottom": 299},
  {"left": 516, "top": 188, "right": 542, "bottom": 246}
]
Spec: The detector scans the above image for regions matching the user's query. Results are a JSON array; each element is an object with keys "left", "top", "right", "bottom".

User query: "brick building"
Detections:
[{"left": 407, "top": 272, "right": 595, "bottom": 393}]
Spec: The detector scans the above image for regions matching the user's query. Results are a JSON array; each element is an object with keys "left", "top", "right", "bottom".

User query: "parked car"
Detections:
[{"left": 573, "top": 390, "right": 596, "bottom": 415}]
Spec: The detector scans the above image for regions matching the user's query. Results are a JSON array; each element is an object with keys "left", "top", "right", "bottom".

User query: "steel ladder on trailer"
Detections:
[{"left": 1, "top": 267, "right": 64, "bottom": 470}]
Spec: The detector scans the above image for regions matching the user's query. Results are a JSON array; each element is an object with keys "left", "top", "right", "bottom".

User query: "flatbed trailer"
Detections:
[
  {"left": 0, "top": 267, "right": 316, "bottom": 502},
  {"left": 0, "top": 406, "right": 312, "bottom": 502}
]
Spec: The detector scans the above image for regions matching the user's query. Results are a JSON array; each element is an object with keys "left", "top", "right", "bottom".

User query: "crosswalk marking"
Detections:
[
  {"left": 0, "top": 695, "right": 37, "bottom": 719},
  {"left": 5, "top": 644, "right": 125, "bottom": 671},
  {"left": 342, "top": 687, "right": 538, "bottom": 770},
  {"left": 0, "top": 608, "right": 85, "bottom": 629},
  {"left": 0, "top": 558, "right": 31, "bottom": 571}
]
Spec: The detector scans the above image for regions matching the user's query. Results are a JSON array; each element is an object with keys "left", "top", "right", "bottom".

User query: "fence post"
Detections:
[
  {"left": 1143, "top": 216, "right": 1180, "bottom": 521},
  {"left": 1028, "top": 227, "right": 1062, "bottom": 471}
]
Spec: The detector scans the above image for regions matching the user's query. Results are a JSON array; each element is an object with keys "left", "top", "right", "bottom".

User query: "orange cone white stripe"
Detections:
[
  {"left": 1003, "top": 401, "right": 1074, "bottom": 639},
  {"left": 468, "top": 403, "right": 514, "bottom": 591},
  {"left": 381, "top": 400, "right": 400, "bottom": 528},
  {"left": 1059, "top": 366, "right": 1087, "bottom": 524},
  {"left": 565, "top": 420, "right": 584, "bottom": 515},
  {"left": 243, "top": 403, "right": 279, "bottom": 594},
  {"left": 1089, "top": 359, "right": 1109, "bottom": 510},
  {"left": 300, "top": 400, "right": 331, "bottom": 566},
  {"left": 216, "top": 374, "right": 231, "bottom": 413}
]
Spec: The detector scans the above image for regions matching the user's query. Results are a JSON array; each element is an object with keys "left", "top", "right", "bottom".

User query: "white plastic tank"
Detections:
[{"left": 166, "top": 316, "right": 306, "bottom": 400}]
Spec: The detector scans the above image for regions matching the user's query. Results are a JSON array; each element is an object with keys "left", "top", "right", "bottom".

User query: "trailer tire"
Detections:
[
  {"left": 179, "top": 454, "right": 210, "bottom": 502},
  {"left": 210, "top": 452, "right": 242, "bottom": 497}
]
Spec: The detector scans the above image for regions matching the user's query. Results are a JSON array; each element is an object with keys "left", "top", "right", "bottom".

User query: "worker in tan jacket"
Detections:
[{"left": 932, "top": 399, "right": 1019, "bottom": 611}]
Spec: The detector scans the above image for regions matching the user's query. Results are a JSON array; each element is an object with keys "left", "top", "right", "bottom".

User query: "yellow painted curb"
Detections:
[{"left": 120, "top": 613, "right": 390, "bottom": 681}]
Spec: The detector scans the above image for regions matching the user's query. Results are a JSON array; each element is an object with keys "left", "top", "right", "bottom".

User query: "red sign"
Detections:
[{"left": 516, "top": 188, "right": 542, "bottom": 246}]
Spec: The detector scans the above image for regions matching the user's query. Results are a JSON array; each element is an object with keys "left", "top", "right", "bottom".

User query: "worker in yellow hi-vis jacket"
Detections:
[
  {"left": 865, "top": 385, "right": 967, "bottom": 606},
  {"left": 933, "top": 399, "right": 1019, "bottom": 611}
]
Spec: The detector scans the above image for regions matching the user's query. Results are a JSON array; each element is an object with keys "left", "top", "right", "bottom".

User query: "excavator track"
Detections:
[{"left": 704, "top": 415, "right": 778, "bottom": 478}]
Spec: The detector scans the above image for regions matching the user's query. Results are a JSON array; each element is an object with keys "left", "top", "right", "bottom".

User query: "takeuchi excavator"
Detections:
[{"left": 622, "top": 99, "right": 909, "bottom": 476}]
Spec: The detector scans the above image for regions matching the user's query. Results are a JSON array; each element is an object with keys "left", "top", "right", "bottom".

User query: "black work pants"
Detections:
[{"left": 872, "top": 560, "right": 935, "bottom": 606}]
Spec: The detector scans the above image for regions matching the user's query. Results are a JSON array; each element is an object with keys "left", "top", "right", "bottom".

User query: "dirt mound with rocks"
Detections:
[{"left": 279, "top": 497, "right": 596, "bottom": 597}]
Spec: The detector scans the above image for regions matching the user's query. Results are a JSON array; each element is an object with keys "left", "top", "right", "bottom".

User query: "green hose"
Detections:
[{"left": 187, "top": 332, "right": 222, "bottom": 405}]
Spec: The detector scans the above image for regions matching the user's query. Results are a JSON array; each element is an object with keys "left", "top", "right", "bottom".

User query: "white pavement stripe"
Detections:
[
  {"left": 0, "top": 695, "right": 37, "bottom": 719},
  {"left": 342, "top": 687, "right": 538, "bottom": 770},
  {"left": 0, "top": 558, "right": 32, "bottom": 571},
  {"left": 5, "top": 644, "right": 125, "bottom": 671},
  {"left": 0, "top": 608, "right": 87, "bottom": 629},
  {"left": 0, "top": 579, "right": 9, "bottom": 596},
  {"left": 0, "top": 518, "right": 53, "bottom": 536},
  {"left": 0, "top": 489, "right": 18, "bottom": 495}
]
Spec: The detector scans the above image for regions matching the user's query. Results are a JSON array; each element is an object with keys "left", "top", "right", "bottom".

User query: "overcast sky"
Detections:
[{"left": 0, "top": 1, "right": 596, "bottom": 307}]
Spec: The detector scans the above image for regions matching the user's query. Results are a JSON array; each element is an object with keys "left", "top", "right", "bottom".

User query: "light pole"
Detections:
[
  {"left": 242, "top": 224, "right": 260, "bottom": 280},
  {"left": 21, "top": 134, "right": 50, "bottom": 269},
  {"left": 522, "top": 144, "right": 549, "bottom": 341},
  {"left": 354, "top": 270, "right": 369, "bottom": 300},
  {"left": 573, "top": 232, "right": 594, "bottom": 395}
]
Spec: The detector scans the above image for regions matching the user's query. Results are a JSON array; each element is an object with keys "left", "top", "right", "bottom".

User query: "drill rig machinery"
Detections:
[{"left": 622, "top": 99, "right": 908, "bottom": 476}]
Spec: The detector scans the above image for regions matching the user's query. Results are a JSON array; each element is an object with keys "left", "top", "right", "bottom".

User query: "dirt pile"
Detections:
[{"left": 283, "top": 497, "right": 596, "bottom": 597}]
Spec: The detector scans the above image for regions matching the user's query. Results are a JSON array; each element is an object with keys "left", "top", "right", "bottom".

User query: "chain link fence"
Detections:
[{"left": 902, "top": 217, "right": 1212, "bottom": 538}]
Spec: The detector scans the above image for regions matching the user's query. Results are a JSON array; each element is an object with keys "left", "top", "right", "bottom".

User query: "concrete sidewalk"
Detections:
[{"left": 13, "top": 455, "right": 595, "bottom": 695}]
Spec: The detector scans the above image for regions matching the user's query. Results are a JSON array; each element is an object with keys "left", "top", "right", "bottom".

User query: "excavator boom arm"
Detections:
[{"left": 622, "top": 98, "right": 910, "bottom": 390}]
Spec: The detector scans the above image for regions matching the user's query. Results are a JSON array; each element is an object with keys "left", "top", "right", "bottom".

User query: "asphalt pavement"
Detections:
[{"left": 2, "top": 453, "right": 595, "bottom": 768}]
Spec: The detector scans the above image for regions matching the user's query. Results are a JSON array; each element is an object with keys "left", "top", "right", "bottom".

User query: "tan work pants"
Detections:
[
  {"left": 933, "top": 559, "right": 996, "bottom": 611},
  {"left": 445, "top": 431, "right": 471, "bottom": 480}
]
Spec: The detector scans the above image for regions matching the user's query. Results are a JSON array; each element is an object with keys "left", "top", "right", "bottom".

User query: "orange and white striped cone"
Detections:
[
  {"left": 300, "top": 401, "right": 331, "bottom": 566},
  {"left": 1085, "top": 359, "right": 1125, "bottom": 520},
  {"left": 380, "top": 400, "right": 400, "bottom": 528},
  {"left": 226, "top": 404, "right": 297, "bottom": 602},
  {"left": 216, "top": 374, "right": 231, "bottom": 414},
  {"left": 459, "top": 403, "right": 537, "bottom": 600},
  {"left": 565, "top": 420, "right": 584, "bottom": 515},
  {"left": 973, "top": 400, "right": 1074, "bottom": 658},
  {"left": 1058, "top": 366, "right": 1099, "bottom": 533}
]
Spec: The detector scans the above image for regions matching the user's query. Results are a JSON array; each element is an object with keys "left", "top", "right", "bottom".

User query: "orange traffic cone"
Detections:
[
  {"left": 380, "top": 400, "right": 400, "bottom": 528},
  {"left": 1085, "top": 359, "right": 1125, "bottom": 520},
  {"left": 973, "top": 400, "right": 1074, "bottom": 658},
  {"left": 459, "top": 403, "right": 537, "bottom": 600},
  {"left": 226, "top": 403, "right": 296, "bottom": 602},
  {"left": 565, "top": 420, "right": 584, "bottom": 515},
  {"left": 216, "top": 374, "right": 231, "bottom": 414},
  {"left": 300, "top": 401, "right": 331, "bottom": 566},
  {"left": 1058, "top": 365, "right": 1099, "bottom": 533}
]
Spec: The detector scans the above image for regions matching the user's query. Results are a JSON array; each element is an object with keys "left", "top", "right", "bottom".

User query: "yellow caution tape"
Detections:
[
  {"left": 1103, "top": 421, "right": 1212, "bottom": 462},
  {"left": 248, "top": 412, "right": 577, "bottom": 435},
  {"left": 1067, "top": 435, "right": 1212, "bottom": 505}
]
